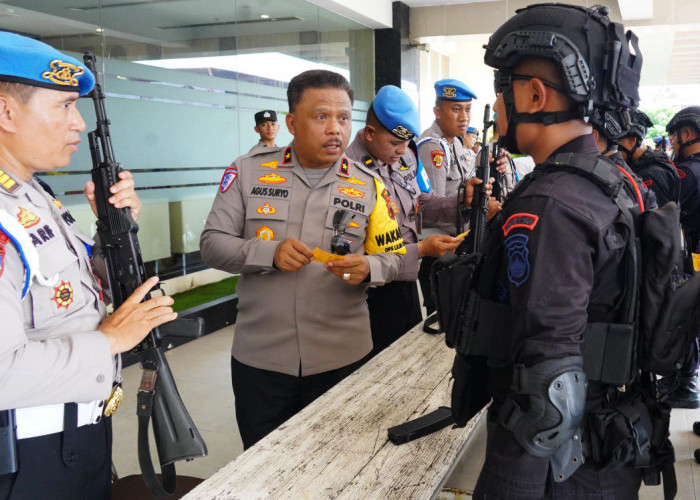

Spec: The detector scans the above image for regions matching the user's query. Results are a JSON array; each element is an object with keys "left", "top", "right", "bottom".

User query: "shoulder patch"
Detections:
[
  {"left": 220, "top": 167, "right": 238, "bottom": 193},
  {"left": 502, "top": 213, "right": 539, "bottom": 237},
  {"left": 0, "top": 169, "right": 18, "bottom": 193},
  {"left": 283, "top": 147, "right": 293, "bottom": 164},
  {"left": 431, "top": 150, "right": 444, "bottom": 168},
  {"left": 505, "top": 234, "right": 530, "bottom": 287}
]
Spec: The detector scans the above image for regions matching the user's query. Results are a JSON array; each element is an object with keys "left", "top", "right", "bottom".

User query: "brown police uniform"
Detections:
[
  {"left": 201, "top": 143, "right": 405, "bottom": 375},
  {"left": 0, "top": 171, "right": 115, "bottom": 498},
  {"left": 417, "top": 120, "right": 474, "bottom": 197}
]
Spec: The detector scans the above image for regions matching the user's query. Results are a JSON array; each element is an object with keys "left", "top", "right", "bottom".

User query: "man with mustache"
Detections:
[
  {"left": 0, "top": 32, "right": 175, "bottom": 498},
  {"left": 201, "top": 70, "right": 405, "bottom": 449}
]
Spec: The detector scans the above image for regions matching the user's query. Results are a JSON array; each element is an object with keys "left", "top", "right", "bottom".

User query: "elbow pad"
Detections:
[{"left": 498, "top": 356, "right": 587, "bottom": 459}]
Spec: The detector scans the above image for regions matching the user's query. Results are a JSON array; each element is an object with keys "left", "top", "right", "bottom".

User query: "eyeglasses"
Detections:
[{"left": 493, "top": 70, "right": 567, "bottom": 95}]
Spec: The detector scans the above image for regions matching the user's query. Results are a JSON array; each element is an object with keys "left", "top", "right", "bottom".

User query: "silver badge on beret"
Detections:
[{"left": 264, "top": 111, "right": 270, "bottom": 117}]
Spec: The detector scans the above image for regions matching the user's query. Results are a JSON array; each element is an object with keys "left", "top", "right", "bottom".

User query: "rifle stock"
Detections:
[{"left": 83, "top": 52, "right": 206, "bottom": 497}]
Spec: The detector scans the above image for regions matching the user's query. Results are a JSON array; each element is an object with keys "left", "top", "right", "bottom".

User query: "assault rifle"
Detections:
[
  {"left": 462, "top": 104, "right": 495, "bottom": 253},
  {"left": 387, "top": 106, "right": 495, "bottom": 444},
  {"left": 83, "top": 52, "right": 207, "bottom": 497}
]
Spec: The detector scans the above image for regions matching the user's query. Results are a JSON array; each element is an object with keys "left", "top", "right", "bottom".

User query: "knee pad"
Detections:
[{"left": 498, "top": 356, "right": 587, "bottom": 458}]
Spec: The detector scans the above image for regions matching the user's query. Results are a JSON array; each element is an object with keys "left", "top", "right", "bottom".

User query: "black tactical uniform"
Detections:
[
  {"left": 473, "top": 136, "right": 654, "bottom": 497},
  {"left": 632, "top": 149, "right": 681, "bottom": 207},
  {"left": 462, "top": 4, "right": 671, "bottom": 499},
  {"left": 677, "top": 153, "right": 700, "bottom": 263}
]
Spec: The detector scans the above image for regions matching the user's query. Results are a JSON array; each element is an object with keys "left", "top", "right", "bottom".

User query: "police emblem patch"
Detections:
[
  {"left": 255, "top": 226, "right": 274, "bottom": 241},
  {"left": 392, "top": 125, "right": 413, "bottom": 140},
  {"left": 258, "top": 173, "right": 287, "bottom": 184},
  {"left": 338, "top": 186, "right": 365, "bottom": 199},
  {"left": 51, "top": 280, "right": 74, "bottom": 309},
  {"left": 502, "top": 213, "right": 539, "bottom": 237},
  {"left": 256, "top": 202, "right": 276, "bottom": 215},
  {"left": 17, "top": 207, "right": 40, "bottom": 228},
  {"left": 505, "top": 234, "right": 530, "bottom": 286},
  {"left": 220, "top": 167, "right": 238, "bottom": 193},
  {"left": 42, "top": 59, "right": 84, "bottom": 88},
  {"left": 431, "top": 150, "right": 444, "bottom": 168},
  {"left": 442, "top": 87, "right": 457, "bottom": 98}
]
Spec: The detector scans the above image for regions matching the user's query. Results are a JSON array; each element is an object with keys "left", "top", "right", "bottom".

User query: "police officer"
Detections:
[
  {"left": 345, "top": 85, "right": 489, "bottom": 355},
  {"left": 416, "top": 79, "right": 477, "bottom": 330},
  {"left": 464, "top": 5, "right": 660, "bottom": 497},
  {"left": 249, "top": 109, "right": 280, "bottom": 153},
  {"left": 0, "top": 32, "right": 176, "bottom": 498},
  {"left": 200, "top": 70, "right": 405, "bottom": 449},
  {"left": 463, "top": 126, "right": 480, "bottom": 171},
  {"left": 619, "top": 109, "right": 680, "bottom": 207},
  {"left": 662, "top": 106, "right": 700, "bottom": 409},
  {"left": 418, "top": 79, "right": 477, "bottom": 197},
  {"left": 589, "top": 103, "right": 635, "bottom": 169}
]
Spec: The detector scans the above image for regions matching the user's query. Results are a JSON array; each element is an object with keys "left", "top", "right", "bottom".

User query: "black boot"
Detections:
[{"left": 662, "top": 374, "right": 700, "bottom": 409}]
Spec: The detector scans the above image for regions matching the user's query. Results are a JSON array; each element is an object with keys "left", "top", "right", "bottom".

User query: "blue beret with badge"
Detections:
[
  {"left": 434, "top": 78, "right": 477, "bottom": 102},
  {"left": 467, "top": 126, "right": 479, "bottom": 137},
  {"left": 371, "top": 85, "right": 420, "bottom": 140},
  {"left": 0, "top": 31, "right": 95, "bottom": 96}
]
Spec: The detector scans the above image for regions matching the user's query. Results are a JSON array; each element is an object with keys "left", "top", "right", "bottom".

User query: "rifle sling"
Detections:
[{"left": 137, "top": 386, "right": 177, "bottom": 497}]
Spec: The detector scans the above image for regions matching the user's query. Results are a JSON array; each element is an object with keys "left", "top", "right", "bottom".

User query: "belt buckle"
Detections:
[{"left": 103, "top": 383, "right": 123, "bottom": 417}]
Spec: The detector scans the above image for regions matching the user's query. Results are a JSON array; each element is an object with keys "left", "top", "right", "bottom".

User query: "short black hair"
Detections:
[
  {"left": 287, "top": 70, "right": 354, "bottom": 113},
  {"left": 0, "top": 81, "right": 38, "bottom": 104}
]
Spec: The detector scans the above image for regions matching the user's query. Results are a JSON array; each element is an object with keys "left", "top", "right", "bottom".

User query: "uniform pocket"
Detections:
[
  {"left": 29, "top": 242, "right": 87, "bottom": 329},
  {"left": 244, "top": 199, "right": 290, "bottom": 242}
]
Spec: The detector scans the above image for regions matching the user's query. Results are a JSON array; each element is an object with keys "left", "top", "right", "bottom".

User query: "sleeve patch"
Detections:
[
  {"left": 220, "top": 167, "right": 238, "bottom": 192},
  {"left": 505, "top": 234, "right": 530, "bottom": 287},
  {"left": 502, "top": 212, "right": 539, "bottom": 237},
  {"left": 431, "top": 150, "right": 445, "bottom": 169}
]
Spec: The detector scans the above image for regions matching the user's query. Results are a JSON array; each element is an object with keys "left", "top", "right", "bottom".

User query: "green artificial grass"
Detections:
[{"left": 171, "top": 276, "right": 239, "bottom": 312}]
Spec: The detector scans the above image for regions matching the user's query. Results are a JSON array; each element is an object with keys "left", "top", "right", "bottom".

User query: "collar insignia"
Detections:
[
  {"left": 283, "top": 147, "right": 293, "bottom": 164},
  {"left": 338, "top": 157, "right": 350, "bottom": 176}
]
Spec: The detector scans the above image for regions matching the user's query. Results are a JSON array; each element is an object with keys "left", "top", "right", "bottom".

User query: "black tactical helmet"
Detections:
[
  {"left": 666, "top": 106, "right": 700, "bottom": 135},
  {"left": 666, "top": 106, "right": 700, "bottom": 157},
  {"left": 589, "top": 106, "right": 631, "bottom": 141},
  {"left": 484, "top": 3, "right": 642, "bottom": 152},
  {"left": 626, "top": 109, "right": 654, "bottom": 142}
]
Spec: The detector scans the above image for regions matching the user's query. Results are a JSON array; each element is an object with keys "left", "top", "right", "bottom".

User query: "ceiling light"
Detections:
[
  {"left": 96, "top": 28, "right": 104, "bottom": 32},
  {"left": 260, "top": 14, "right": 270, "bottom": 19}
]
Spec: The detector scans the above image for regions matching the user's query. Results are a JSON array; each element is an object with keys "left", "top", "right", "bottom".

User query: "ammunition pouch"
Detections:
[
  {"left": 583, "top": 387, "right": 676, "bottom": 498},
  {"left": 581, "top": 322, "right": 637, "bottom": 386}
]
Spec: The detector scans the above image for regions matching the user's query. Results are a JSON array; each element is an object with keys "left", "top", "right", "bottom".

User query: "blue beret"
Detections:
[
  {"left": 467, "top": 126, "right": 479, "bottom": 137},
  {"left": 372, "top": 85, "right": 420, "bottom": 140},
  {"left": 434, "top": 79, "right": 477, "bottom": 101},
  {"left": 0, "top": 31, "right": 94, "bottom": 96}
]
